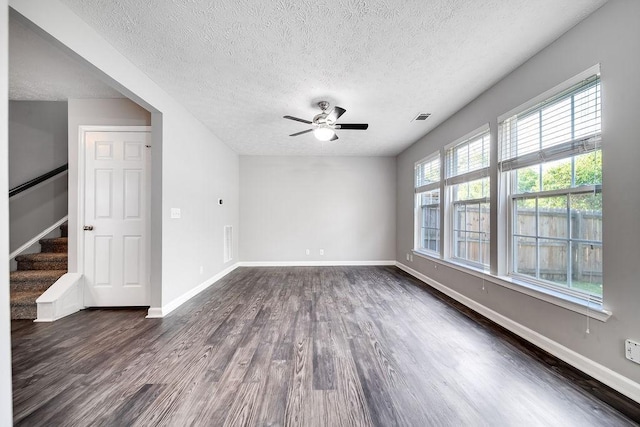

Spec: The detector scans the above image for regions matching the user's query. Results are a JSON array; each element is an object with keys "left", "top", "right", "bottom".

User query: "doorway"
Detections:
[{"left": 80, "top": 126, "right": 151, "bottom": 306}]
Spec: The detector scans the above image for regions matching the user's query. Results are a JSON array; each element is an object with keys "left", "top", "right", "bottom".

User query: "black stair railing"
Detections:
[{"left": 9, "top": 164, "right": 69, "bottom": 198}]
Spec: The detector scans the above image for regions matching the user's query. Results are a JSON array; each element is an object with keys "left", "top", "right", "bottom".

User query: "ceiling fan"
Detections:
[{"left": 283, "top": 101, "right": 369, "bottom": 141}]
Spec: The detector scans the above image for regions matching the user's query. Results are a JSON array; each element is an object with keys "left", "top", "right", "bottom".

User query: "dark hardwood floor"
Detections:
[{"left": 11, "top": 266, "right": 640, "bottom": 426}]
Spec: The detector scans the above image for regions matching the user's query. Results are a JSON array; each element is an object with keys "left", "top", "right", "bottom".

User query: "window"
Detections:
[
  {"left": 415, "top": 153, "right": 441, "bottom": 254},
  {"left": 499, "top": 73, "right": 602, "bottom": 302},
  {"left": 445, "top": 127, "right": 490, "bottom": 267}
]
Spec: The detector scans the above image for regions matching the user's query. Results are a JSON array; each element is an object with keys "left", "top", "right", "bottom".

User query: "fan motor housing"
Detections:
[{"left": 313, "top": 113, "right": 329, "bottom": 125}]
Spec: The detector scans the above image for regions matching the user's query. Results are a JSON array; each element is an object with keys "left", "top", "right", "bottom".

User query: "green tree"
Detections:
[
  {"left": 575, "top": 150, "right": 602, "bottom": 186},
  {"left": 517, "top": 168, "right": 539, "bottom": 193},
  {"left": 542, "top": 162, "right": 572, "bottom": 191},
  {"left": 516, "top": 150, "right": 601, "bottom": 210}
]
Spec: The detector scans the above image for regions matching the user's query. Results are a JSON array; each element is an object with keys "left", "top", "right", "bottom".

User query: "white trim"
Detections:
[
  {"left": 146, "top": 263, "right": 240, "bottom": 318},
  {"left": 9, "top": 216, "right": 68, "bottom": 260},
  {"left": 396, "top": 261, "right": 640, "bottom": 404},
  {"left": 452, "top": 196, "right": 490, "bottom": 206},
  {"left": 146, "top": 307, "right": 164, "bottom": 318},
  {"left": 498, "top": 64, "right": 601, "bottom": 123},
  {"left": 35, "top": 273, "right": 83, "bottom": 322},
  {"left": 238, "top": 260, "right": 397, "bottom": 267},
  {"left": 411, "top": 249, "right": 611, "bottom": 321}
]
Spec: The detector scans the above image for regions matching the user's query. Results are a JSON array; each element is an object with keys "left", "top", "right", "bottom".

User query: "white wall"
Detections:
[
  {"left": 9, "top": 0, "right": 240, "bottom": 313},
  {"left": 397, "top": 0, "right": 640, "bottom": 397},
  {"left": 9, "top": 100, "right": 68, "bottom": 252},
  {"left": 67, "top": 98, "right": 150, "bottom": 272},
  {"left": 240, "top": 156, "right": 396, "bottom": 263},
  {"left": 160, "top": 110, "right": 239, "bottom": 305},
  {"left": 0, "top": 0, "right": 13, "bottom": 423}
]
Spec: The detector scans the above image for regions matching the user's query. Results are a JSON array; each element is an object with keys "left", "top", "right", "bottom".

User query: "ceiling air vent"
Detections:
[{"left": 413, "top": 113, "right": 431, "bottom": 122}]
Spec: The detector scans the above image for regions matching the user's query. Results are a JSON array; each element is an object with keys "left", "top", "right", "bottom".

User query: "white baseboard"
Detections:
[
  {"left": 146, "top": 307, "right": 163, "bottom": 318},
  {"left": 395, "top": 262, "right": 640, "bottom": 404},
  {"left": 146, "top": 263, "right": 240, "bottom": 318},
  {"left": 238, "top": 260, "right": 397, "bottom": 267}
]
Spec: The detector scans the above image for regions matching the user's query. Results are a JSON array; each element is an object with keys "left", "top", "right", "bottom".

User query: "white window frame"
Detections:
[
  {"left": 510, "top": 185, "right": 602, "bottom": 299},
  {"left": 499, "top": 65, "right": 602, "bottom": 304},
  {"left": 414, "top": 152, "right": 441, "bottom": 256},
  {"left": 444, "top": 124, "right": 491, "bottom": 269}
]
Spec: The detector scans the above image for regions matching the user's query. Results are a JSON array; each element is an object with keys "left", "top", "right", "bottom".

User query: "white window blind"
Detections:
[
  {"left": 499, "top": 74, "right": 601, "bottom": 172},
  {"left": 415, "top": 154, "right": 440, "bottom": 193},
  {"left": 445, "top": 128, "right": 490, "bottom": 186}
]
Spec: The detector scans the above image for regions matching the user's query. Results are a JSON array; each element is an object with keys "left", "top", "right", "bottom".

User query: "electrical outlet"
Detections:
[
  {"left": 306, "top": 249, "right": 310, "bottom": 255},
  {"left": 410, "top": 254, "right": 413, "bottom": 262},
  {"left": 319, "top": 249, "right": 324, "bottom": 256},
  {"left": 406, "top": 253, "right": 410, "bottom": 261},
  {"left": 170, "top": 208, "right": 181, "bottom": 219},
  {"left": 625, "top": 339, "right": 640, "bottom": 364}
]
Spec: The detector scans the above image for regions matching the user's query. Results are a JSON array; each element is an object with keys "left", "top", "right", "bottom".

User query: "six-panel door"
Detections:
[{"left": 84, "top": 131, "right": 150, "bottom": 306}]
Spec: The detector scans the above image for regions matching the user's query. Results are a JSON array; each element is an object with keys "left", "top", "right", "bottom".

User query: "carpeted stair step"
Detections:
[
  {"left": 15, "top": 252, "right": 68, "bottom": 271},
  {"left": 60, "top": 222, "right": 68, "bottom": 238},
  {"left": 10, "top": 270, "right": 67, "bottom": 293},
  {"left": 11, "top": 225, "right": 69, "bottom": 320},
  {"left": 10, "top": 290, "right": 42, "bottom": 320},
  {"left": 39, "top": 237, "right": 68, "bottom": 253}
]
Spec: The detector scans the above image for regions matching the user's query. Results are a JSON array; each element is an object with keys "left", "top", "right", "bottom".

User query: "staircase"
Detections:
[{"left": 10, "top": 223, "right": 68, "bottom": 320}]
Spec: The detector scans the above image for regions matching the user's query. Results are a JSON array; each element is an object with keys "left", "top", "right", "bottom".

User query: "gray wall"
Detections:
[
  {"left": 9, "top": 101, "right": 67, "bottom": 188},
  {"left": 159, "top": 108, "right": 239, "bottom": 306},
  {"left": 9, "top": 100, "right": 68, "bottom": 252},
  {"left": 240, "top": 156, "right": 396, "bottom": 263},
  {"left": 396, "top": 0, "right": 640, "bottom": 384}
]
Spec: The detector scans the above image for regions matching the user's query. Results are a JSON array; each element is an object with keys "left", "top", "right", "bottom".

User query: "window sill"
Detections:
[{"left": 411, "top": 250, "right": 612, "bottom": 322}]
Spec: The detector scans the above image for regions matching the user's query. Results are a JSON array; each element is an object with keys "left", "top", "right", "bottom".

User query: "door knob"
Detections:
[{"left": 83, "top": 225, "right": 94, "bottom": 231}]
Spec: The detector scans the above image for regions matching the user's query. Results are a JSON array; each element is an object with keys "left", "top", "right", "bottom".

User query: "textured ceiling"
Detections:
[
  {"left": 9, "top": 14, "right": 123, "bottom": 101},
  {"left": 51, "top": 0, "right": 606, "bottom": 156}
]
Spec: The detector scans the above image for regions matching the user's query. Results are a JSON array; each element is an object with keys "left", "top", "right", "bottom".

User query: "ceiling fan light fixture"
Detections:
[
  {"left": 284, "top": 102, "right": 368, "bottom": 141},
  {"left": 313, "top": 126, "right": 335, "bottom": 141}
]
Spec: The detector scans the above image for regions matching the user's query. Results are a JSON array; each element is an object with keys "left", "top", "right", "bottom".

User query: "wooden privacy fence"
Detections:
[{"left": 454, "top": 207, "right": 602, "bottom": 282}]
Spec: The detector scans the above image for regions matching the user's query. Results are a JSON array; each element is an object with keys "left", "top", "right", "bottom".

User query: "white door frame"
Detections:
[{"left": 77, "top": 125, "right": 152, "bottom": 306}]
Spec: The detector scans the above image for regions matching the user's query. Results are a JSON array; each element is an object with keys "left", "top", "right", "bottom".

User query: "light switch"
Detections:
[{"left": 170, "top": 208, "right": 181, "bottom": 219}]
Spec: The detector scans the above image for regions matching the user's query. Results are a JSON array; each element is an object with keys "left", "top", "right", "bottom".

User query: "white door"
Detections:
[{"left": 83, "top": 130, "right": 150, "bottom": 306}]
